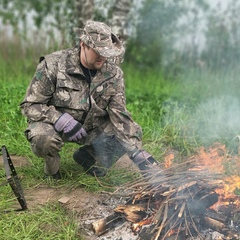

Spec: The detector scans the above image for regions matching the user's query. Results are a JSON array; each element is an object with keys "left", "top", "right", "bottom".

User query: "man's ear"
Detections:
[{"left": 80, "top": 42, "right": 84, "bottom": 48}]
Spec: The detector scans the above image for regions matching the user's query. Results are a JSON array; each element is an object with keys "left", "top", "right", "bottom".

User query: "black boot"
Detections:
[
  {"left": 45, "top": 170, "right": 61, "bottom": 180},
  {"left": 73, "top": 147, "right": 106, "bottom": 177},
  {"left": 52, "top": 170, "right": 62, "bottom": 179}
]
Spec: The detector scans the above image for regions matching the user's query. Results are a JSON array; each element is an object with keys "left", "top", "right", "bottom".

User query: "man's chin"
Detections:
[{"left": 94, "top": 62, "right": 104, "bottom": 69}]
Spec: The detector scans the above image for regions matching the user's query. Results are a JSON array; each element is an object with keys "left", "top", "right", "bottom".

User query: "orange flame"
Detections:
[
  {"left": 132, "top": 216, "right": 153, "bottom": 233},
  {"left": 211, "top": 175, "right": 240, "bottom": 210},
  {"left": 130, "top": 143, "right": 240, "bottom": 237},
  {"left": 196, "top": 143, "right": 226, "bottom": 173},
  {"left": 192, "top": 143, "right": 240, "bottom": 210},
  {"left": 164, "top": 153, "right": 174, "bottom": 168}
]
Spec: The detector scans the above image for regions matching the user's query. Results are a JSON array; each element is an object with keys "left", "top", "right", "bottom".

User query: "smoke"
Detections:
[
  {"left": 188, "top": 95, "right": 240, "bottom": 145},
  {"left": 161, "top": 67, "right": 240, "bottom": 151}
]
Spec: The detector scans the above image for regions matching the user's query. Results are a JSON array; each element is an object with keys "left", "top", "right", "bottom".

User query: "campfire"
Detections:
[{"left": 92, "top": 143, "right": 240, "bottom": 239}]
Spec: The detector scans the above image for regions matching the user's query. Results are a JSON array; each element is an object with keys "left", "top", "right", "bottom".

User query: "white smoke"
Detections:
[{"left": 192, "top": 95, "right": 240, "bottom": 142}]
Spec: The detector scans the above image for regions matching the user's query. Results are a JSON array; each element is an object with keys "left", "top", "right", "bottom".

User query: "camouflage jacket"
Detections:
[{"left": 20, "top": 46, "right": 142, "bottom": 151}]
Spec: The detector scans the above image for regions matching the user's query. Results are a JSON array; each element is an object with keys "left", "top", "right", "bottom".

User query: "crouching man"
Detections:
[{"left": 20, "top": 20, "right": 158, "bottom": 179}]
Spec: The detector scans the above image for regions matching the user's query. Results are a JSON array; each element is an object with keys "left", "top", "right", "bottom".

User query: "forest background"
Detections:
[{"left": 0, "top": 0, "right": 240, "bottom": 239}]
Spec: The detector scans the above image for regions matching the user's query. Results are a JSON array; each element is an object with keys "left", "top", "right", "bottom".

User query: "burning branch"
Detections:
[
  {"left": 92, "top": 145, "right": 240, "bottom": 239},
  {"left": 109, "top": 158, "right": 239, "bottom": 239}
]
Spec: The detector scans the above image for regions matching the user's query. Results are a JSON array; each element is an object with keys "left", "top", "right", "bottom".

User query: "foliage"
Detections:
[
  {"left": 124, "top": 0, "right": 240, "bottom": 73},
  {"left": 0, "top": 0, "right": 77, "bottom": 46},
  {"left": 124, "top": 0, "right": 210, "bottom": 72},
  {"left": 202, "top": 1, "right": 240, "bottom": 70},
  {"left": 0, "top": 0, "right": 124, "bottom": 46},
  {"left": 1, "top": 0, "right": 240, "bottom": 72}
]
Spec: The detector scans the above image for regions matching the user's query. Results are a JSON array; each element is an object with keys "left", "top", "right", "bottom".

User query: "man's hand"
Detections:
[
  {"left": 54, "top": 113, "right": 87, "bottom": 142},
  {"left": 130, "top": 149, "right": 158, "bottom": 171}
]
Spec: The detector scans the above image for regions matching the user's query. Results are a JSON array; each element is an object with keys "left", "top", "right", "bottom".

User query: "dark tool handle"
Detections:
[{"left": 1, "top": 145, "right": 28, "bottom": 210}]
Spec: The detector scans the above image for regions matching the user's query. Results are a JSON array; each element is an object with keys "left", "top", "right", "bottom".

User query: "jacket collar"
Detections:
[
  {"left": 64, "top": 45, "right": 116, "bottom": 82},
  {"left": 64, "top": 46, "right": 84, "bottom": 76}
]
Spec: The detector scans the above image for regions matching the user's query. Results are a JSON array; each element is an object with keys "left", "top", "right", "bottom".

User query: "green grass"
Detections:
[
  {"left": 1, "top": 37, "right": 240, "bottom": 239},
  {"left": 0, "top": 204, "right": 80, "bottom": 240},
  {"left": 123, "top": 63, "right": 240, "bottom": 152}
]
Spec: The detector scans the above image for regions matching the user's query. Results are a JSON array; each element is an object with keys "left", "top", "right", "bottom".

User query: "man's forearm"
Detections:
[{"left": 21, "top": 102, "right": 62, "bottom": 124}]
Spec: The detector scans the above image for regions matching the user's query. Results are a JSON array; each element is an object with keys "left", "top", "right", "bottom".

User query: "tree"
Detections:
[
  {"left": 0, "top": 0, "right": 133, "bottom": 45},
  {"left": 2, "top": 0, "right": 239, "bottom": 70},
  {"left": 107, "top": 0, "right": 133, "bottom": 40},
  {"left": 0, "top": 0, "right": 77, "bottom": 46},
  {"left": 201, "top": 0, "right": 240, "bottom": 69},
  {"left": 124, "top": 0, "right": 191, "bottom": 70}
]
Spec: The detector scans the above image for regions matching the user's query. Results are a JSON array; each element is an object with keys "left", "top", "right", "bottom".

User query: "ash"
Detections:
[{"left": 78, "top": 194, "right": 138, "bottom": 240}]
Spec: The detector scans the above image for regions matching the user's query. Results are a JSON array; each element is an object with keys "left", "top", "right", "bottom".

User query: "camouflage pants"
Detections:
[{"left": 24, "top": 121, "right": 126, "bottom": 175}]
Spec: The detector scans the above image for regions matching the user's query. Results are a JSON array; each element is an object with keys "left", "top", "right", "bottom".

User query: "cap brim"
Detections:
[
  {"left": 96, "top": 33, "right": 124, "bottom": 58},
  {"left": 96, "top": 46, "right": 123, "bottom": 58}
]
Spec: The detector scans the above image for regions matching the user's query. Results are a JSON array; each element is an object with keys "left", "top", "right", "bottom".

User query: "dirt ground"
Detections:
[
  {"left": 6, "top": 154, "right": 141, "bottom": 240},
  {"left": 4, "top": 145, "right": 239, "bottom": 239},
  {"left": 26, "top": 186, "right": 138, "bottom": 239}
]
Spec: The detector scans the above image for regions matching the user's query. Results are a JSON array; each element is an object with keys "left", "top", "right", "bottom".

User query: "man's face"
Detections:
[{"left": 80, "top": 43, "right": 106, "bottom": 70}]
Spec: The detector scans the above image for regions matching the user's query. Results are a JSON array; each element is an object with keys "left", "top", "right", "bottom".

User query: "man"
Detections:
[{"left": 20, "top": 20, "right": 158, "bottom": 179}]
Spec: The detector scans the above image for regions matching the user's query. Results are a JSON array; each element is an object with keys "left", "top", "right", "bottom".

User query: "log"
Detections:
[
  {"left": 204, "top": 210, "right": 228, "bottom": 223},
  {"left": 204, "top": 216, "right": 226, "bottom": 232},
  {"left": 114, "top": 204, "right": 147, "bottom": 223},
  {"left": 92, "top": 212, "right": 122, "bottom": 236}
]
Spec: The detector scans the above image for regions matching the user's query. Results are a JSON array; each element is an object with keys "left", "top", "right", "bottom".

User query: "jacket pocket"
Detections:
[{"left": 52, "top": 77, "right": 89, "bottom": 110}]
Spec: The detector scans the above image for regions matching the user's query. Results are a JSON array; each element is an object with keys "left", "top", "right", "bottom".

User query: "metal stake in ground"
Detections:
[{"left": 1, "top": 145, "right": 27, "bottom": 211}]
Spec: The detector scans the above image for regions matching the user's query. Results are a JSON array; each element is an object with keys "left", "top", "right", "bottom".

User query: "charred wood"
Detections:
[
  {"left": 114, "top": 204, "right": 147, "bottom": 222},
  {"left": 93, "top": 159, "right": 239, "bottom": 239},
  {"left": 92, "top": 212, "right": 123, "bottom": 236}
]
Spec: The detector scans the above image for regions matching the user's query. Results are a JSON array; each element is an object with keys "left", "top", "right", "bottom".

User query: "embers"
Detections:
[
  {"left": 92, "top": 157, "right": 240, "bottom": 239},
  {"left": 117, "top": 187, "right": 220, "bottom": 239}
]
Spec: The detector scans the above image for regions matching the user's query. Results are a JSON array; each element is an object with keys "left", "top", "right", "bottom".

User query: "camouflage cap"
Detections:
[{"left": 77, "top": 20, "right": 124, "bottom": 58}]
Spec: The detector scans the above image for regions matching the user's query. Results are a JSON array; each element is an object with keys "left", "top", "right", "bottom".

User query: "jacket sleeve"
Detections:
[
  {"left": 108, "top": 69, "right": 143, "bottom": 152},
  {"left": 20, "top": 58, "right": 62, "bottom": 124}
]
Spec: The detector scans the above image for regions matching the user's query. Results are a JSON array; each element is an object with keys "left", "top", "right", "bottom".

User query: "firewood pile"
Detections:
[{"left": 92, "top": 159, "right": 240, "bottom": 240}]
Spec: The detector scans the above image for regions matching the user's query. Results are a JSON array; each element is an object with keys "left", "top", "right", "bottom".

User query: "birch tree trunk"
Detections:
[
  {"left": 109, "top": 0, "right": 133, "bottom": 40},
  {"left": 74, "top": 0, "right": 133, "bottom": 39},
  {"left": 75, "top": 0, "right": 95, "bottom": 28}
]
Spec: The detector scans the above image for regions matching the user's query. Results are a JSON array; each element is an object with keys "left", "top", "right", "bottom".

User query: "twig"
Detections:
[
  {"left": 165, "top": 195, "right": 189, "bottom": 203},
  {"left": 153, "top": 201, "right": 168, "bottom": 240},
  {"left": 184, "top": 208, "right": 192, "bottom": 238},
  {"left": 152, "top": 199, "right": 165, "bottom": 224},
  {"left": 161, "top": 210, "right": 181, "bottom": 240},
  {"left": 94, "top": 174, "right": 115, "bottom": 189},
  {"left": 162, "top": 208, "right": 179, "bottom": 230},
  {"left": 178, "top": 201, "right": 186, "bottom": 218},
  {"left": 174, "top": 219, "right": 183, "bottom": 240}
]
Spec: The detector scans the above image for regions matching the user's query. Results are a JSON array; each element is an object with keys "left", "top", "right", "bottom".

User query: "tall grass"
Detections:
[
  {"left": 1, "top": 33, "right": 240, "bottom": 239},
  {"left": 1, "top": 34, "right": 240, "bottom": 168},
  {"left": 123, "top": 63, "right": 240, "bottom": 157},
  {"left": 0, "top": 203, "right": 80, "bottom": 240},
  {"left": 176, "top": 67, "right": 240, "bottom": 150}
]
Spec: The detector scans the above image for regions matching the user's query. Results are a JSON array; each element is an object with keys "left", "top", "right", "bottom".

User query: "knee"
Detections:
[{"left": 30, "top": 134, "right": 63, "bottom": 158}]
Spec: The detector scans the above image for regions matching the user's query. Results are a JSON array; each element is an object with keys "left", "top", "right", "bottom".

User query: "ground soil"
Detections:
[
  {"left": 5, "top": 154, "right": 140, "bottom": 240},
  {"left": 3, "top": 146, "right": 240, "bottom": 240}
]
